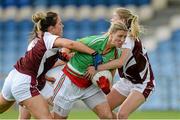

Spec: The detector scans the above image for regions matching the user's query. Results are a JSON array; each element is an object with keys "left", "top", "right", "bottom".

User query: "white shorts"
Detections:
[
  {"left": 46, "top": 65, "right": 64, "bottom": 81},
  {"left": 1, "top": 65, "right": 64, "bottom": 103},
  {"left": 53, "top": 72, "right": 106, "bottom": 117},
  {"left": 1, "top": 69, "right": 40, "bottom": 103},
  {"left": 113, "top": 78, "right": 155, "bottom": 99},
  {"left": 41, "top": 65, "right": 64, "bottom": 99},
  {"left": 40, "top": 82, "right": 53, "bottom": 99}
]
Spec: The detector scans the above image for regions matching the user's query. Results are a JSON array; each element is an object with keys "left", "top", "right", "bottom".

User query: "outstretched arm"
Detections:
[
  {"left": 54, "top": 38, "right": 103, "bottom": 69},
  {"left": 53, "top": 38, "right": 95, "bottom": 55}
]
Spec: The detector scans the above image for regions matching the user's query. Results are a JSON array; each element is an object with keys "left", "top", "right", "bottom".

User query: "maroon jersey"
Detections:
[
  {"left": 14, "top": 32, "right": 60, "bottom": 90},
  {"left": 118, "top": 37, "right": 154, "bottom": 84}
]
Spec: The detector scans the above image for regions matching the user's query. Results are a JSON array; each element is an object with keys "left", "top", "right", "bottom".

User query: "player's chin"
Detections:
[
  {"left": 59, "top": 33, "right": 63, "bottom": 37},
  {"left": 116, "top": 44, "right": 122, "bottom": 48}
]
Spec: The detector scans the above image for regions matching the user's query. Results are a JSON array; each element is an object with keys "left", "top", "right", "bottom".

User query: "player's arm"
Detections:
[
  {"left": 54, "top": 37, "right": 103, "bottom": 69},
  {"left": 45, "top": 75, "right": 56, "bottom": 83},
  {"left": 53, "top": 38, "right": 95, "bottom": 55},
  {"left": 53, "top": 60, "right": 66, "bottom": 68},
  {"left": 58, "top": 48, "right": 75, "bottom": 62},
  {"left": 97, "top": 48, "right": 130, "bottom": 71},
  {"left": 85, "top": 48, "right": 130, "bottom": 79},
  {"left": 45, "top": 59, "right": 66, "bottom": 83}
]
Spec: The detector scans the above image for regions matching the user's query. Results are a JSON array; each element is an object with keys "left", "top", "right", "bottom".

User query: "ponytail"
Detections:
[
  {"left": 114, "top": 8, "right": 143, "bottom": 40},
  {"left": 29, "top": 12, "right": 46, "bottom": 43},
  {"left": 130, "top": 15, "right": 140, "bottom": 40}
]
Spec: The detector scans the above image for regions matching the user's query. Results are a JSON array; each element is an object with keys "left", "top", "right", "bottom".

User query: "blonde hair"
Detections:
[
  {"left": 114, "top": 8, "right": 141, "bottom": 39},
  {"left": 107, "top": 22, "right": 128, "bottom": 35},
  {"left": 32, "top": 12, "right": 46, "bottom": 32}
]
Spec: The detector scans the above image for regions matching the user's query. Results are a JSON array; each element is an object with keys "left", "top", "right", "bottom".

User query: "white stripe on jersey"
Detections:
[
  {"left": 37, "top": 48, "right": 59, "bottom": 78},
  {"left": 88, "top": 35, "right": 107, "bottom": 46}
]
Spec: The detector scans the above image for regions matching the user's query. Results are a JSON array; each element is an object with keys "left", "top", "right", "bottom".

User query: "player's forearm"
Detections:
[
  {"left": 54, "top": 38, "right": 95, "bottom": 55},
  {"left": 98, "top": 59, "right": 121, "bottom": 71},
  {"left": 98, "top": 48, "right": 130, "bottom": 71},
  {"left": 53, "top": 60, "right": 66, "bottom": 68},
  {"left": 71, "top": 41, "right": 95, "bottom": 55}
]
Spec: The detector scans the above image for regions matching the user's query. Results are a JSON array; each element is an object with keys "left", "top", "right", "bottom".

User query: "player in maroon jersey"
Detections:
[
  {"left": 86, "top": 8, "right": 155, "bottom": 119},
  {"left": 18, "top": 28, "right": 66, "bottom": 119},
  {"left": 0, "top": 11, "right": 102, "bottom": 119}
]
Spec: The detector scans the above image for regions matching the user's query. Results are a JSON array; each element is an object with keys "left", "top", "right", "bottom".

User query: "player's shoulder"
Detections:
[
  {"left": 78, "top": 35, "right": 100, "bottom": 41},
  {"left": 89, "top": 34, "right": 108, "bottom": 45}
]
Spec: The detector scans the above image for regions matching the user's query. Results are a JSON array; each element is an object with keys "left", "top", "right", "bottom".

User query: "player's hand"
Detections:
[
  {"left": 92, "top": 51, "right": 103, "bottom": 70},
  {"left": 97, "top": 76, "right": 110, "bottom": 94},
  {"left": 68, "top": 52, "right": 75, "bottom": 58},
  {"left": 84, "top": 66, "right": 96, "bottom": 80},
  {"left": 59, "top": 52, "right": 71, "bottom": 62},
  {"left": 45, "top": 75, "right": 56, "bottom": 83}
]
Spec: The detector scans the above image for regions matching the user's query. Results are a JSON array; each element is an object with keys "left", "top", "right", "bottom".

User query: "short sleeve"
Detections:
[
  {"left": 27, "top": 38, "right": 38, "bottom": 51},
  {"left": 43, "top": 32, "right": 59, "bottom": 49},
  {"left": 122, "top": 36, "right": 134, "bottom": 49}
]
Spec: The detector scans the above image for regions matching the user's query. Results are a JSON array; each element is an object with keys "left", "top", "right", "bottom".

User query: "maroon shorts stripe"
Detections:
[
  {"left": 30, "top": 76, "right": 40, "bottom": 97},
  {"left": 142, "top": 65, "right": 155, "bottom": 99},
  {"left": 30, "top": 87, "right": 40, "bottom": 97},
  {"left": 142, "top": 81, "right": 154, "bottom": 99}
]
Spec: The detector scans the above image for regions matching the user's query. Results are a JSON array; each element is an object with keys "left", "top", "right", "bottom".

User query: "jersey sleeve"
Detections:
[
  {"left": 27, "top": 41, "right": 34, "bottom": 51},
  {"left": 27, "top": 38, "right": 38, "bottom": 51},
  {"left": 122, "top": 36, "right": 134, "bottom": 49},
  {"left": 43, "top": 32, "right": 59, "bottom": 49}
]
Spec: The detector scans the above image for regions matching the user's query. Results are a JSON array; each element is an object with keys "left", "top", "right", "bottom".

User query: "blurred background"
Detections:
[{"left": 0, "top": 0, "right": 180, "bottom": 118}]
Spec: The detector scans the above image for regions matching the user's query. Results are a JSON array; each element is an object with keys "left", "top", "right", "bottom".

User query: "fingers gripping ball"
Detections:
[{"left": 92, "top": 70, "right": 112, "bottom": 94}]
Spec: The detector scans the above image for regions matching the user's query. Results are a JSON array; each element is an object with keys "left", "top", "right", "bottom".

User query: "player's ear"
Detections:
[{"left": 47, "top": 26, "right": 54, "bottom": 33}]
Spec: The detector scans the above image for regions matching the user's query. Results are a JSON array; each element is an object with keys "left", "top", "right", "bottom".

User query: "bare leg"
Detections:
[
  {"left": 0, "top": 94, "right": 15, "bottom": 114},
  {"left": 21, "top": 95, "right": 52, "bottom": 119},
  {"left": 92, "top": 101, "right": 113, "bottom": 119},
  {"left": 117, "top": 90, "right": 145, "bottom": 119},
  {"left": 18, "top": 96, "right": 54, "bottom": 119},
  {"left": 18, "top": 106, "right": 31, "bottom": 119},
  {"left": 53, "top": 112, "right": 68, "bottom": 119},
  {"left": 107, "top": 88, "right": 126, "bottom": 110}
]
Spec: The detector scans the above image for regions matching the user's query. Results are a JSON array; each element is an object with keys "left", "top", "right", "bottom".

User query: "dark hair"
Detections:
[
  {"left": 40, "top": 12, "right": 58, "bottom": 32},
  {"left": 29, "top": 11, "right": 58, "bottom": 43}
]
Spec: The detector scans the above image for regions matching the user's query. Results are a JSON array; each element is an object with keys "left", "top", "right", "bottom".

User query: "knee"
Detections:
[
  {"left": 117, "top": 110, "right": 129, "bottom": 119},
  {"left": 98, "top": 111, "right": 113, "bottom": 119},
  {"left": 0, "top": 106, "right": 7, "bottom": 114},
  {"left": 53, "top": 112, "right": 68, "bottom": 119},
  {"left": 0, "top": 110, "right": 3, "bottom": 114},
  {"left": 0, "top": 108, "right": 5, "bottom": 114}
]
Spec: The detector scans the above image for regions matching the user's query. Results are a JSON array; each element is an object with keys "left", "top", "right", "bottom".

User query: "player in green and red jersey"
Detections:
[{"left": 52, "top": 22, "right": 128, "bottom": 119}]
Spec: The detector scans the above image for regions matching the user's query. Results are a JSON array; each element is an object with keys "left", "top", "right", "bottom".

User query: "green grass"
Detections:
[{"left": 0, "top": 108, "right": 180, "bottom": 119}]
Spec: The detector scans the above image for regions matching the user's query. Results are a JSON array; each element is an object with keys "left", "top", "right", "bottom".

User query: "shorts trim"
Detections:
[
  {"left": 1, "top": 92, "right": 15, "bottom": 101},
  {"left": 52, "top": 74, "right": 66, "bottom": 100}
]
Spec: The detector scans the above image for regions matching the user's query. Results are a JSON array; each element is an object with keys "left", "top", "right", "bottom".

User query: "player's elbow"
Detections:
[
  {"left": 117, "top": 60, "right": 123, "bottom": 68},
  {"left": 118, "top": 62, "right": 123, "bottom": 68},
  {"left": 67, "top": 41, "right": 76, "bottom": 49}
]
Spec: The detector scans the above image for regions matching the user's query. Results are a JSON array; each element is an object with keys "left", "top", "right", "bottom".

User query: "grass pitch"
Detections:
[{"left": 0, "top": 108, "right": 180, "bottom": 119}]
